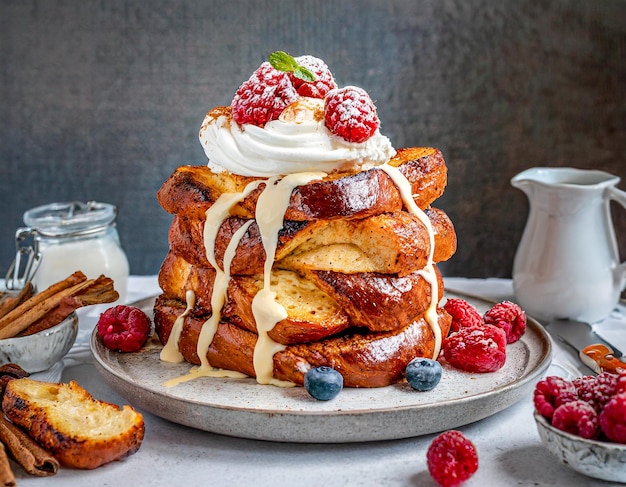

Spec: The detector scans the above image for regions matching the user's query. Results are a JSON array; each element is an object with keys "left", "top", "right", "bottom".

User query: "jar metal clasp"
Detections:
[{"left": 4, "top": 228, "right": 42, "bottom": 291}]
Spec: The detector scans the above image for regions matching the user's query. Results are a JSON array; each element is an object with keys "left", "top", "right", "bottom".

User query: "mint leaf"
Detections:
[
  {"left": 268, "top": 51, "right": 315, "bottom": 82},
  {"left": 292, "top": 66, "right": 315, "bottom": 82}
]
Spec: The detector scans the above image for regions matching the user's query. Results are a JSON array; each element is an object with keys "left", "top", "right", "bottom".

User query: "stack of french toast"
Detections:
[{"left": 154, "top": 146, "right": 457, "bottom": 388}]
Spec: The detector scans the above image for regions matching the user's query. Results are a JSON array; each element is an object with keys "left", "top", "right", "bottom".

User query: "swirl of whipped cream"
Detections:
[{"left": 199, "top": 98, "right": 396, "bottom": 177}]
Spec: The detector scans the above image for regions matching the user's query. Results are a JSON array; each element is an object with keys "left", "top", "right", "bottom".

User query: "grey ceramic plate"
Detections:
[{"left": 91, "top": 293, "right": 552, "bottom": 443}]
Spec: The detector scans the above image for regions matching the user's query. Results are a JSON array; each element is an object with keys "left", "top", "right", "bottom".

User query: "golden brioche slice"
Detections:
[
  {"left": 223, "top": 270, "right": 351, "bottom": 343},
  {"left": 167, "top": 208, "right": 456, "bottom": 276},
  {"left": 302, "top": 265, "right": 444, "bottom": 332},
  {"left": 153, "top": 302, "right": 452, "bottom": 388},
  {"left": 156, "top": 265, "right": 351, "bottom": 344},
  {"left": 158, "top": 250, "right": 442, "bottom": 337},
  {"left": 2, "top": 378, "right": 144, "bottom": 469},
  {"left": 157, "top": 147, "right": 447, "bottom": 221},
  {"left": 278, "top": 208, "right": 456, "bottom": 276},
  {"left": 158, "top": 251, "right": 217, "bottom": 309}
]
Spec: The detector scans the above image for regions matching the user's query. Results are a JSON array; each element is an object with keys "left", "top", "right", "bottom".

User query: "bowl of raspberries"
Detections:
[{"left": 533, "top": 372, "right": 626, "bottom": 482}]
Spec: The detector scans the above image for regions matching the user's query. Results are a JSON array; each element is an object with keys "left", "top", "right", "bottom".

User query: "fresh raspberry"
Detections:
[
  {"left": 599, "top": 392, "right": 626, "bottom": 443},
  {"left": 443, "top": 298, "right": 483, "bottom": 333},
  {"left": 573, "top": 372, "right": 618, "bottom": 413},
  {"left": 533, "top": 376, "right": 578, "bottom": 420},
  {"left": 324, "top": 86, "right": 380, "bottom": 143},
  {"left": 551, "top": 400, "right": 599, "bottom": 439},
  {"left": 483, "top": 301, "right": 526, "bottom": 344},
  {"left": 289, "top": 55, "right": 337, "bottom": 98},
  {"left": 97, "top": 305, "right": 151, "bottom": 353},
  {"left": 426, "top": 430, "right": 478, "bottom": 487},
  {"left": 231, "top": 62, "right": 298, "bottom": 127},
  {"left": 442, "top": 325, "right": 507, "bottom": 373},
  {"left": 617, "top": 369, "right": 626, "bottom": 394}
]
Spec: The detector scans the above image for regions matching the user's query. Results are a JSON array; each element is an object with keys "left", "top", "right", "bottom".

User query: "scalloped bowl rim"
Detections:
[
  {"left": 0, "top": 312, "right": 78, "bottom": 372},
  {"left": 534, "top": 411, "right": 626, "bottom": 483}
]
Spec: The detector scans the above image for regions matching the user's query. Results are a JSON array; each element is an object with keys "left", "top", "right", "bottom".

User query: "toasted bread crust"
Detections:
[
  {"left": 303, "top": 266, "right": 444, "bottom": 332},
  {"left": 158, "top": 251, "right": 443, "bottom": 337},
  {"left": 2, "top": 378, "right": 144, "bottom": 469},
  {"left": 157, "top": 147, "right": 447, "bottom": 221},
  {"left": 167, "top": 208, "right": 456, "bottom": 276},
  {"left": 153, "top": 301, "right": 451, "bottom": 388}
]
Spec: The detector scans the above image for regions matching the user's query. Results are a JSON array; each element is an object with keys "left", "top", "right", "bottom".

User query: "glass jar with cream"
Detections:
[{"left": 7, "top": 201, "right": 129, "bottom": 302}]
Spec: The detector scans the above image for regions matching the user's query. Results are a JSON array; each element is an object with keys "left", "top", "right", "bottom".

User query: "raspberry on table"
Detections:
[
  {"left": 533, "top": 376, "right": 578, "bottom": 420},
  {"left": 551, "top": 400, "right": 599, "bottom": 439},
  {"left": 573, "top": 372, "right": 618, "bottom": 413},
  {"left": 289, "top": 55, "right": 337, "bottom": 98},
  {"left": 599, "top": 392, "right": 626, "bottom": 443},
  {"left": 231, "top": 62, "right": 298, "bottom": 127},
  {"left": 483, "top": 300, "right": 526, "bottom": 344},
  {"left": 443, "top": 298, "right": 483, "bottom": 332},
  {"left": 324, "top": 86, "right": 380, "bottom": 143},
  {"left": 427, "top": 430, "right": 478, "bottom": 487},
  {"left": 442, "top": 325, "right": 507, "bottom": 373},
  {"left": 97, "top": 305, "right": 152, "bottom": 353}
]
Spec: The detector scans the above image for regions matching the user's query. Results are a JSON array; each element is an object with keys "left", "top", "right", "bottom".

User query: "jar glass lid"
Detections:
[{"left": 23, "top": 201, "right": 117, "bottom": 237}]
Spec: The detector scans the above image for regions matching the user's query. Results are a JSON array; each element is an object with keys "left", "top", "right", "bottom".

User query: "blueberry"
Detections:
[
  {"left": 405, "top": 358, "right": 442, "bottom": 391},
  {"left": 304, "top": 366, "right": 343, "bottom": 400}
]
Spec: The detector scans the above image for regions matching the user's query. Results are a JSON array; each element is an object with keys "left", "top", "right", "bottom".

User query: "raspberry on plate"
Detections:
[
  {"left": 324, "top": 86, "right": 380, "bottom": 143},
  {"left": 97, "top": 305, "right": 152, "bottom": 353},
  {"left": 427, "top": 430, "right": 478, "bottom": 487},
  {"left": 231, "top": 62, "right": 298, "bottom": 127},
  {"left": 551, "top": 400, "right": 599, "bottom": 439},
  {"left": 442, "top": 325, "right": 507, "bottom": 373},
  {"left": 533, "top": 376, "right": 578, "bottom": 420},
  {"left": 483, "top": 300, "right": 526, "bottom": 343},
  {"left": 443, "top": 298, "right": 483, "bottom": 332},
  {"left": 599, "top": 392, "right": 626, "bottom": 443},
  {"left": 289, "top": 55, "right": 337, "bottom": 98}
]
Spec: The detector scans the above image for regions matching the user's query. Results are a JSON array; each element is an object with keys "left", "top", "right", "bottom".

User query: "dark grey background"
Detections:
[{"left": 1, "top": 0, "right": 625, "bottom": 279}]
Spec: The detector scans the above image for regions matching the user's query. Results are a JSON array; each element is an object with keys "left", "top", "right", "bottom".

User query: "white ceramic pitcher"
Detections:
[{"left": 511, "top": 167, "right": 626, "bottom": 323}]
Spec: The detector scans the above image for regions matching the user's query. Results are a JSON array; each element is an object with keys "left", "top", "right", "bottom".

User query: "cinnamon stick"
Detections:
[
  {"left": 0, "top": 283, "right": 33, "bottom": 320},
  {"left": 0, "top": 272, "right": 86, "bottom": 336},
  {"left": 0, "top": 415, "right": 58, "bottom": 477},
  {"left": 0, "top": 277, "right": 94, "bottom": 339},
  {"left": 17, "top": 276, "right": 119, "bottom": 337},
  {"left": 0, "top": 442, "right": 15, "bottom": 486}
]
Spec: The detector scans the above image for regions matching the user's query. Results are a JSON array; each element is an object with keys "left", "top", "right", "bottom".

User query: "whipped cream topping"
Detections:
[{"left": 199, "top": 98, "right": 396, "bottom": 177}]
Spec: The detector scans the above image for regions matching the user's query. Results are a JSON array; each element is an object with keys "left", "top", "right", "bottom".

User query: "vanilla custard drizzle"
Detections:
[
  {"left": 380, "top": 164, "right": 442, "bottom": 358},
  {"left": 160, "top": 289, "right": 196, "bottom": 363},
  {"left": 161, "top": 180, "right": 261, "bottom": 386},
  {"left": 251, "top": 172, "right": 326, "bottom": 386}
]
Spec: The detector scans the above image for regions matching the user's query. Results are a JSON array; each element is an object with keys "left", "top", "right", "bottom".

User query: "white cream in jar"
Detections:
[{"left": 17, "top": 201, "right": 129, "bottom": 302}]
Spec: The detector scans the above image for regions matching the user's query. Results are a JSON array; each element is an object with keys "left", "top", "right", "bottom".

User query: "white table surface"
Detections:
[{"left": 11, "top": 276, "right": 626, "bottom": 486}]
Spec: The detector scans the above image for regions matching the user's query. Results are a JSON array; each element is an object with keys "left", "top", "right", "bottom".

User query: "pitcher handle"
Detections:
[{"left": 608, "top": 186, "right": 626, "bottom": 290}]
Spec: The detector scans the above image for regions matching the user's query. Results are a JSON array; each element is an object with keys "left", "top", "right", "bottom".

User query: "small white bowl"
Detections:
[
  {"left": 0, "top": 312, "right": 78, "bottom": 373},
  {"left": 534, "top": 412, "right": 626, "bottom": 483}
]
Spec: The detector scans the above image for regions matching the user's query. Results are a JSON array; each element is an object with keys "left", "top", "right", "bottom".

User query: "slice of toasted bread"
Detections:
[
  {"left": 167, "top": 208, "right": 456, "bottom": 276},
  {"left": 2, "top": 378, "right": 144, "bottom": 469},
  {"left": 156, "top": 265, "right": 351, "bottom": 345},
  {"left": 157, "top": 147, "right": 447, "bottom": 221},
  {"left": 153, "top": 301, "right": 452, "bottom": 388}
]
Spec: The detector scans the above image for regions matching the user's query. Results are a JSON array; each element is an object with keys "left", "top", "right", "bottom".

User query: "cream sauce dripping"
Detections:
[
  {"left": 380, "top": 164, "right": 442, "bottom": 358},
  {"left": 161, "top": 181, "right": 261, "bottom": 386},
  {"left": 160, "top": 289, "right": 196, "bottom": 363},
  {"left": 251, "top": 172, "right": 326, "bottom": 386}
]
